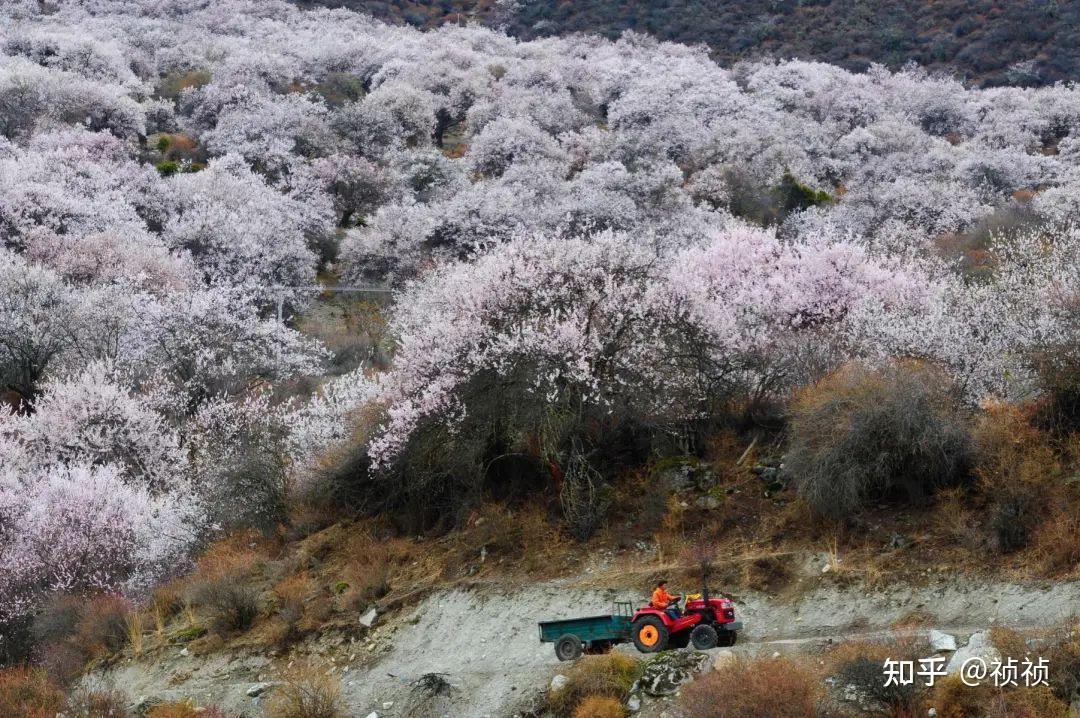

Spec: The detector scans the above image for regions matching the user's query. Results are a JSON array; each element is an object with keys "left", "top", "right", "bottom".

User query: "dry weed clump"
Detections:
[
  {"left": 0, "top": 667, "right": 66, "bottom": 718},
  {"left": 571, "top": 695, "right": 627, "bottom": 718},
  {"left": 1032, "top": 509, "right": 1080, "bottom": 576},
  {"left": 974, "top": 404, "right": 1064, "bottom": 553},
  {"left": 931, "top": 674, "right": 993, "bottom": 718},
  {"left": 679, "top": 655, "right": 822, "bottom": 718},
  {"left": 73, "top": 596, "right": 134, "bottom": 658},
  {"left": 184, "top": 533, "right": 270, "bottom": 636},
  {"left": 989, "top": 686, "right": 1071, "bottom": 718},
  {"left": 548, "top": 653, "right": 641, "bottom": 718},
  {"left": 65, "top": 687, "right": 131, "bottom": 717},
  {"left": 265, "top": 667, "right": 343, "bottom": 718},
  {"left": 147, "top": 700, "right": 230, "bottom": 718}
]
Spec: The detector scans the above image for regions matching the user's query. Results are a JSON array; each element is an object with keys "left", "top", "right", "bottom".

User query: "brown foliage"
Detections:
[
  {"left": 265, "top": 667, "right": 343, "bottom": 718},
  {"left": 0, "top": 668, "right": 65, "bottom": 718},
  {"left": 571, "top": 695, "right": 627, "bottom": 718},
  {"left": 549, "top": 654, "right": 641, "bottom": 718},
  {"left": 679, "top": 656, "right": 822, "bottom": 718}
]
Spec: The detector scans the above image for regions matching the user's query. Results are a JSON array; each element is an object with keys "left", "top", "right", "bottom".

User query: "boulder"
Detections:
[
  {"left": 946, "top": 631, "right": 1000, "bottom": 674},
  {"left": 359, "top": 607, "right": 378, "bottom": 628},
  {"left": 712, "top": 649, "right": 737, "bottom": 671},
  {"left": 639, "top": 651, "right": 710, "bottom": 696},
  {"left": 550, "top": 674, "right": 568, "bottom": 693},
  {"left": 246, "top": 682, "right": 273, "bottom": 697},
  {"left": 929, "top": 630, "right": 957, "bottom": 653}
]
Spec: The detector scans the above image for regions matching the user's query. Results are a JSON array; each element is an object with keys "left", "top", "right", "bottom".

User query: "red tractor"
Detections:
[{"left": 629, "top": 592, "right": 741, "bottom": 652}]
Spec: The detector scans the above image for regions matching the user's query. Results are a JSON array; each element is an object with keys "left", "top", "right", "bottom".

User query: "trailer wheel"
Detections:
[
  {"left": 717, "top": 630, "right": 737, "bottom": 647},
  {"left": 631, "top": 616, "right": 669, "bottom": 653},
  {"left": 690, "top": 624, "right": 718, "bottom": 650},
  {"left": 555, "top": 634, "right": 583, "bottom": 661}
]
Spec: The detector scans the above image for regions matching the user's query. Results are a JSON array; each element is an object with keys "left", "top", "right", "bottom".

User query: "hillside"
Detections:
[
  {"left": 0, "top": 0, "right": 1078, "bottom": 716},
  {"left": 294, "top": 0, "right": 1080, "bottom": 86}
]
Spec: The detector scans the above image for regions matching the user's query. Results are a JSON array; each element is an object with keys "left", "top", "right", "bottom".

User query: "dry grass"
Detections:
[
  {"left": 146, "top": 700, "right": 230, "bottom": 718},
  {"left": 931, "top": 674, "right": 993, "bottom": 718},
  {"left": 65, "top": 687, "right": 131, "bottom": 717},
  {"left": 74, "top": 596, "right": 133, "bottom": 659},
  {"left": 571, "top": 695, "right": 627, "bottom": 718},
  {"left": 1032, "top": 509, "right": 1080, "bottom": 576},
  {"left": 0, "top": 668, "right": 65, "bottom": 718},
  {"left": 549, "top": 654, "right": 641, "bottom": 718},
  {"left": 990, "top": 686, "right": 1070, "bottom": 718},
  {"left": 679, "top": 655, "right": 822, "bottom": 718},
  {"left": 265, "top": 667, "right": 343, "bottom": 718}
]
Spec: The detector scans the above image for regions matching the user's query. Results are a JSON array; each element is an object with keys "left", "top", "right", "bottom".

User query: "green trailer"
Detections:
[{"left": 538, "top": 601, "right": 634, "bottom": 660}]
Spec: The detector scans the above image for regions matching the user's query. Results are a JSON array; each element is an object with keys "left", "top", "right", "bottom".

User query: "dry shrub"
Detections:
[
  {"left": 146, "top": 700, "right": 230, "bottom": 718},
  {"left": 549, "top": 654, "right": 641, "bottom": 718},
  {"left": 974, "top": 405, "right": 1062, "bottom": 553},
  {"left": 267, "top": 572, "right": 315, "bottom": 644},
  {"left": 931, "top": 674, "right": 992, "bottom": 718},
  {"left": 0, "top": 667, "right": 65, "bottom": 718},
  {"left": 989, "top": 686, "right": 1070, "bottom": 718},
  {"left": 988, "top": 626, "right": 1029, "bottom": 659},
  {"left": 1032, "top": 509, "right": 1080, "bottom": 575},
  {"left": 66, "top": 688, "right": 130, "bottom": 717},
  {"left": 336, "top": 527, "right": 414, "bottom": 611},
  {"left": 741, "top": 554, "right": 792, "bottom": 592},
  {"left": 186, "top": 534, "right": 268, "bottom": 636},
  {"left": 679, "top": 656, "right": 821, "bottom": 718},
  {"left": 787, "top": 361, "right": 972, "bottom": 519},
  {"left": 445, "top": 504, "right": 566, "bottom": 577},
  {"left": 571, "top": 695, "right": 626, "bottom": 718},
  {"left": 266, "top": 667, "right": 343, "bottom": 718},
  {"left": 190, "top": 578, "right": 260, "bottom": 636},
  {"left": 1043, "top": 621, "right": 1080, "bottom": 702},
  {"left": 74, "top": 596, "right": 133, "bottom": 658}
]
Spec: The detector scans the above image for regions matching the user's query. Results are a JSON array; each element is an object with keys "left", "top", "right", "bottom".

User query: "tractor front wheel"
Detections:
[
  {"left": 690, "top": 624, "right": 718, "bottom": 650},
  {"left": 555, "top": 634, "right": 583, "bottom": 661},
  {"left": 631, "top": 616, "right": 669, "bottom": 653}
]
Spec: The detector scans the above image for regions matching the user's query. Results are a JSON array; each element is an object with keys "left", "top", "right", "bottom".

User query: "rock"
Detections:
[
  {"left": 889, "top": 533, "right": 912, "bottom": 549},
  {"left": 359, "top": 607, "right": 378, "bottom": 628},
  {"left": 550, "top": 674, "right": 568, "bottom": 693},
  {"left": 946, "top": 631, "right": 1001, "bottom": 674},
  {"left": 382, "top": 701, "right": 394, "bottom": 709},
  {"left": 179, "top": 647, "right": 189, "bottom": 657},
  {"left": 365, "top": 713, "right": 379, "bottom": 718},
  {"left": 626, "top": 693, "right": 641, "bottom": 712},
  {"left": 694, "top": 495, "right": 720, "bottom": 510},
  {"left": 712, "top": 649, "right": 736, "bottom": 671},
  {"left": 928, "top": 709, "right": 937, "bottom": 717},
  {"left": 639, "top": 651, "right": 709, "bottom": 696},
  {"left": 246, "top": 682, "right": 273, "bottom": 698},
  {"left": 929, "top": 630, "right": 957, "bottom": 653}
]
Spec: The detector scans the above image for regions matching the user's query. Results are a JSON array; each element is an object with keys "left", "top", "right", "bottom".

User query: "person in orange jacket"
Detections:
[{"left": 651, "top": 579, "right": 682, "bottom": 620}]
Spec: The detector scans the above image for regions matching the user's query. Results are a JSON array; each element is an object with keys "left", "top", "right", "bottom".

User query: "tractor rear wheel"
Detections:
[
  {"left": 690, "top": 624, "right": 718, "bottom": 650},
  {"left": 555, "top": 634, "right": 583, "bottom": 661},
  {"left": 631, "top": 616, "right": 669, "bottom": 653}
]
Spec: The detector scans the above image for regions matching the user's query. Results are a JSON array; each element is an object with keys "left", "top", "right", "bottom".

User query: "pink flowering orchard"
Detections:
[{"left": 0, "top": 0, "right": 1076, "bottom": 637}]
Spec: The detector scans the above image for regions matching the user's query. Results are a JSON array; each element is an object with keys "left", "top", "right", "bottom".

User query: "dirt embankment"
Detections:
[{"left": 85, "top": 574, "right": 1080, "bottom": 717}]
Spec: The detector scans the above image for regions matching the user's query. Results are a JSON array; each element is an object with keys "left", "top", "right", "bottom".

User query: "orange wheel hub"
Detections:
[{"left": 639, "top": 625, "right": 659, "bottom": 647}]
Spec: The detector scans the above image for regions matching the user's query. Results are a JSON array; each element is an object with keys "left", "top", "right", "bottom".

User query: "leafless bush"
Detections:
[
  {"left": 191, "top": 578, "right": 260, "bottom": 635},
  {"left": 787, "top": 361, "right": 972, "bottom": 519},
  {"left": 559, "top": 448, "right": 612, "bottom": 541},
  {"left": 266, "top": 668, "right": 342, "bottom": 718}
]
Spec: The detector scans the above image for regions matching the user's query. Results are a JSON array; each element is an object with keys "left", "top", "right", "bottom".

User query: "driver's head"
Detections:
[{"left": 656, "top": 580, "right": 667, "bottom": 588}]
